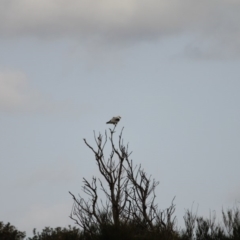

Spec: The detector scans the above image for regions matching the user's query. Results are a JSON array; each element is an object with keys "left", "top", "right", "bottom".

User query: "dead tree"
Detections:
[
  {"left": 124, "top": 153, "right": 176, "bottom": 232},
  {"left": 69, "top": 126, "right": 176, "bottom": 235}
]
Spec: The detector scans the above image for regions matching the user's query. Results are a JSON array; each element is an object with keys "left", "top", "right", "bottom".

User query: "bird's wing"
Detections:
[{"left": 113, "top": 117, "right": 120, "bottom": 122}]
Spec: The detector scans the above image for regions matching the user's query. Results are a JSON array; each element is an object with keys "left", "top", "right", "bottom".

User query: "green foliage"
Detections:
[
  {"left": 27, "top": 226, "right": 83, "bottom": 240},
  {"left": 222, "top": 207, "right": 240, "bottom": 240},
  {"left": 0, "top": 221, "right": 26, "bottom": 240},
  {"left": 2, "top": 206, "right": 240, "bottom": 240},
  {"left": 81, "top": 221, "right": 180, "bottom": 240},
  {"left": 180, "top": 206, "right": 240, "bottom": 240}
]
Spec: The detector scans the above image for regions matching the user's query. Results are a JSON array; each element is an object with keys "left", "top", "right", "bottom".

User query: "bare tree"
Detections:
[{"left": 69, "top": 126, "right": 176, "bottom": 235}]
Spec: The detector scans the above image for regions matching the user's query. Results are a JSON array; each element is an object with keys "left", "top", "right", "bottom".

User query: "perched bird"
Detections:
[{"left": 106, "top": 116, "right": 121, "bottom": 125}]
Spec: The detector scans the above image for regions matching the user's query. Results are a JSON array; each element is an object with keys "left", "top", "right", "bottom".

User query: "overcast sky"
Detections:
[{"left": 1, "top": 0, "right": 240, "bottom": 237}]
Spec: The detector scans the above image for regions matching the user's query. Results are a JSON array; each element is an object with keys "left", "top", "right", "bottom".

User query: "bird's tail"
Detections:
[{"left": 106, "top": 121, "right": 110, "bottom": 124}]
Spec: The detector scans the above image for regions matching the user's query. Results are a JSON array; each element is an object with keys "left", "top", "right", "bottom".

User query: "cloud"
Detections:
[
  {"left": 18, "top": 202, "right": 72, "bottom": 237},
  {"left": 226, "top": 185, "right": 240, "bottom": 203},
  {"left": 17, "top": 157, "right": 78, "bottom": 187},
  {"left": 0, "top": 70, "right": 87, "bottom": 115},
  {"left": 0, "top": 0, "right": 240, "bottom": 57},
  {"left": 0, "top": 71, "right": 42, "bottom": 112}
]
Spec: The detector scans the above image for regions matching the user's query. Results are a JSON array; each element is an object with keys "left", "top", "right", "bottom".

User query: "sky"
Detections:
[{"left": 0, "top": 0, "right": 240, "bottom": 237}]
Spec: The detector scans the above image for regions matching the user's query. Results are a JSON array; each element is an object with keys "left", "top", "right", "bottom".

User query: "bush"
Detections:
[
  {"left": 0, "top": 221, "right": 25, "bottom": 240},
  {"left": 28, "top": 226, "right": 83, "bottom": 240}
]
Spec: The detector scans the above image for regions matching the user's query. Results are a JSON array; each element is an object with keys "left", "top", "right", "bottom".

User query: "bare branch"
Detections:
[{"left": 70, "top": 127, "right": 176, "bottom": 236}]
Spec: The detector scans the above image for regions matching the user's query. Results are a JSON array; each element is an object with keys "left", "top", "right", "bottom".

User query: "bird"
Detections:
[{"left": 106, "top": 116, "right": 121, "bottom": 125}]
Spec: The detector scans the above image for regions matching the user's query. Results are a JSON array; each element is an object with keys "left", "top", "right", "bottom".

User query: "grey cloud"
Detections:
[
  {"left": 0, "top": 1, "right": 240, "bottom": 58},
  {"left": 226, "top": 186, "right": 240, "bottom": 203},
  {"left": 16, "top": 157, "right": 78, "bottom": 188},
  {"left": 0, "top": 70, "right": 48, "bottom": 113},
  {"left": 0, "top": 70, "right": 90, "bottom": 115},
  {"left": 0, "top": 0, "right": 212, "bottom": 38},
  {"left": 18, "top": 202, "right": 71, "bottom": 237}
]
